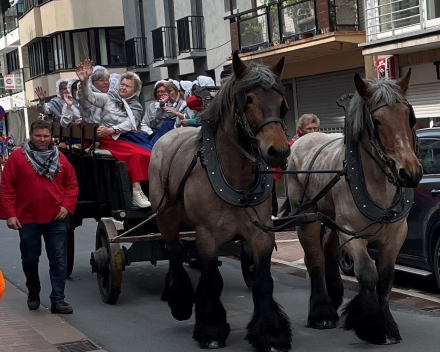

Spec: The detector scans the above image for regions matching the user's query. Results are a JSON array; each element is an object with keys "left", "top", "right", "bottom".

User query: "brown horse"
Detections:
[
  {"left": 285, "top": 71, "right": 422, "bottom": 344},
  {"left": 149, "top": 52, "right": 292, "bottom": 351}
]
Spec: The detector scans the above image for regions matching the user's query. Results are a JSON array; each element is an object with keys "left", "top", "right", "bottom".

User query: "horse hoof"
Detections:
[
  {"left": 383, "top": 337, "right": 400, "bottom": 345},
  {"left": 308, "top": 320, "right": 336, "bottom": 329},
  {"left": 198, "top": 340, "right": 226, "bottom": 349},
  {"left": 265, "top": 347, "right": 289, "bottom": 352}
]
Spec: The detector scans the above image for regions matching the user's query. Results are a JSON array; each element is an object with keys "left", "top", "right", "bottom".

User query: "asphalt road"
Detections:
[{"left": 1, "top": 219, "right": 440, "bottom": 352}]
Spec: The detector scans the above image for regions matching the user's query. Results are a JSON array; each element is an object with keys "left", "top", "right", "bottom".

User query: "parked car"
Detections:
[{"left": 339, "top": 127, "right": 440, "bottom": 289}]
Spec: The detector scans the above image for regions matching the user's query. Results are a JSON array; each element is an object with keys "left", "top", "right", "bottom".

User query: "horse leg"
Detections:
[
  {"left": 322, "top": 229, "right": 344, "bottom": 310},
  {"left": 341, "top": 238, "right": 387, "bottom": 344},
  {"left": 193, "top": 235, "right": 230, "bottom": 349},
  {"left": 246, "top": 233, "right": 292, "bottom": 352},
  {"left": 374, "top": 227, "right": 406, "bottom": 344},
  {"left": 298, "top": 221, "right": 339, "bottom": 329},
  {"left": 160, "top": 215, "right": 195, "bottom": 321}
]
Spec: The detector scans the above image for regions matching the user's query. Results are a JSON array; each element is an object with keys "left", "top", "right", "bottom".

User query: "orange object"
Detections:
[{"left": 0, "top": 269, "right": 5, "bottom": 301}]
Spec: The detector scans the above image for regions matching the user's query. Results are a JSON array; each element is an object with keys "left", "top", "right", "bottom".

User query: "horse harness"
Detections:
[{"left": 154, "top": 86, "right": 289, "bottom": 213}]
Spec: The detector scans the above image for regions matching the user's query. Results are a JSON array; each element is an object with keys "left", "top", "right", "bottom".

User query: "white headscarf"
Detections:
[
  {"left": 67, "top": 78, "right": 79, "bottom": 99},
  {"left": 168, "top": 78, "right": 180, "bottom": 91},
  {"left": 55, "top": 79, "right": 69, "bottom": 98},
  {"left": 154, "top": 80, "right": 167, "bottom": 89},
  {"left": 197, "top": 76, "right": 215, "bottom": 87},
  {"left": 179, "top": 80, "right": 195, "bottom": 100}
]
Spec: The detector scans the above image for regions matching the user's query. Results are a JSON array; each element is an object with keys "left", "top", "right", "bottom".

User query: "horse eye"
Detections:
[
  {"left": 246, "top": 96, "right": 253, "bottom": 104},
  {"left": 373, "top": 119, "right": 381, "bottom": 127}
]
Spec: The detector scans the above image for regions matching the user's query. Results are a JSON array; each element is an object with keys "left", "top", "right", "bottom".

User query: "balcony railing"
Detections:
[
  {"left": 365, "top": 0, "right": 440, "bottom": 42},
  {"left": 230, "top": 0, "right": 359, "bottom": 53},
  {"left": 176, "top": 16, "right": 206, "bottom": 54},
  {"left": 0, "top": 3, "right": 23, "bottom": 38},
  {"left": 21, "top": 0, "right": 52, "bottom": 19},
  {"left": 125, "top": 37, "right": 148, "bottom": 68},
  {"left": 152, "top": 26, "right": 177, "bottom": 62}
]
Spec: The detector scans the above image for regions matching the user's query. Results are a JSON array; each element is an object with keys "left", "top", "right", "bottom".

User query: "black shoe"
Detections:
[
  {"left": 50, "top": 301, "right": 73, "bottom": 314},
  {"left": 27, "top": 295, "right": 40, "bottom": 310}
]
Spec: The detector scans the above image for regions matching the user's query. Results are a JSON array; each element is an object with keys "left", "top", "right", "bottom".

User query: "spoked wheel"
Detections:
[
  {"left": 434, "top": 237, "right": 440, "bottom": 291},
  {"left": 66, "top": 228, "right": 75, "bottom": 278},
  {"left": 90, "top": 219, "right": 124, "bottom": 304},
  {"left": 339, "top": 250, "right": 355, "bottom": 276},
  {"left": 240, "top": 242, "right": 254, "bottom": 291}
]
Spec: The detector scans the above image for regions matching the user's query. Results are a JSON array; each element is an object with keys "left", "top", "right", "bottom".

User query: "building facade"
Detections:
[
  {"left": 2, "top": 0, "right": 126, "bottom": 136},
  {"left": 361, "top": 0, "right": 440, "bottom": 128}
]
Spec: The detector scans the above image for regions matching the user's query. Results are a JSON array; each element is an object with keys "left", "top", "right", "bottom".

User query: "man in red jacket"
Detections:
[{"left": 0, "top": 120, "right": 78, "bottom": 314}]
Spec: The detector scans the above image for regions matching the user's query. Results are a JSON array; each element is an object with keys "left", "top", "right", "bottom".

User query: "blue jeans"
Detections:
[{"left": 18, "top": 220, "right": 67, "bottom": 303}]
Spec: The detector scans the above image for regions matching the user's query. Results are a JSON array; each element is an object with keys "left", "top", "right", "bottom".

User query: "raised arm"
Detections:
[{"left": 76, "top": 61, "right": 109, "bottom": 109}]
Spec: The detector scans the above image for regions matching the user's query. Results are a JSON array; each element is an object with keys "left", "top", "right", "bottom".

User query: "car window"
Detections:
[{"left": 419, "top": 139, "right": 440, "bottom": 175}]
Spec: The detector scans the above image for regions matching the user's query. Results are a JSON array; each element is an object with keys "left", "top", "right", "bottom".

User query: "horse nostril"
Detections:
[
  {"left": 398, "top": 168, "right": 411, "bottom": 181},
  {"left": 267, "top": 146, "right": 279, "bottom": 158}
]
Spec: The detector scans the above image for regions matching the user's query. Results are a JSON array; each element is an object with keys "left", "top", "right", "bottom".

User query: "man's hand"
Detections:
[
  {"left": 35, "top": 86, "right": 47, "bottom": 101},
  {"left": 53, "top": 207, "right": 68, "bottom": 221},
  {"left": 7, "top": 217, "right": 21, "bottom": 230},
  {"left": 97, "top": 126, "right": 114, "bottom": 137}
]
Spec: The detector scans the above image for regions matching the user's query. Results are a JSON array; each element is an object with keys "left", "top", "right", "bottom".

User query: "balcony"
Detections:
[
  {"left": 21, "top": 0, "right": 51, "bottom": 19},
  {"left": 152, "top": 26, "right": 178, "bottom": 68},
  {"left": 176, "top": 16, "right": 206, "bottom": 59},
  {"left": 365, "top": 0, "right": 440, "bottom": 42},
  {"left": 229, "top": 0, "right": 359, "bottom": 54},
  {"left": 125, "top": 37, "right": 149, "bottom": 72}
]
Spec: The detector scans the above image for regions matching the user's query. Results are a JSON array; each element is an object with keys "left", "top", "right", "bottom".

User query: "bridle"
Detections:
[
  {"left": 231, "top": 89, "right": 289, "bottom": 163},
  {"left": 362, "top": 99, "right": 419, "bottom": 186}
]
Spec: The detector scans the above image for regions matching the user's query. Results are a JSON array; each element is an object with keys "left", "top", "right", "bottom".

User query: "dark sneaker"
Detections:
[
  {"left": 27, "top": 295, "right": 40, "bottom": 310},
  {"left": 50, "top": 301, "right": 73, "bottom": 314}
]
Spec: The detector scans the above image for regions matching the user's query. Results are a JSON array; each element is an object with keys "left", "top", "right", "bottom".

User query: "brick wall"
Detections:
[{"left": 230, "top": 20, "right": 239, "bottom": 52}]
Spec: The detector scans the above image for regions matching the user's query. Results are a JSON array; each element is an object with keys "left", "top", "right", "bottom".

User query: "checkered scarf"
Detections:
[{"left": 23, "top": 142, "right": 61, "bottom": 181}]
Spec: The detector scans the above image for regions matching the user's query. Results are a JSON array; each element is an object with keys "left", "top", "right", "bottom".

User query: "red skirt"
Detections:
[{"left": 99, "top": 136, "right": 151, "bottom": 183}]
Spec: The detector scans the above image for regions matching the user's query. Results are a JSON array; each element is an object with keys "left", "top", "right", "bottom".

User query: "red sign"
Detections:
[{"left": 376, "top": 57, "right": 397, "bottom": 80}]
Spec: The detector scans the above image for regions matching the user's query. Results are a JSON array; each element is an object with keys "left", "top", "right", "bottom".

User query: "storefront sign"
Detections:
[
  {"left": 376, "top": 56, "right": 397, "bottom": 80},
  {"left": 4, "top": 74, "right": 23, "bottom": 90}
]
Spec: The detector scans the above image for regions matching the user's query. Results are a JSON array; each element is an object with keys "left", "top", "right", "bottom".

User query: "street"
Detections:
[{"left": 1, "top": 219, "right": 440, "bottom": 352}]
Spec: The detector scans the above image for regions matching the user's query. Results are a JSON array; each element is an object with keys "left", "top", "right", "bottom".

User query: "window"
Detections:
[
  {"left": 419, "top": 139, "right": 440, "bottom": 175},
  {"left": 72, "top": 31, "right": 89, "bottom": 66},
  {"left": 26, "top": 27, "right": 126, "bottom": 79},
  {"left": 427, "top": 0, "right": 440, "bottom": 20},
  {"left": 224, "top": 0, "right": 237, "bottom": 13},
  {"left": 108, "top": 28, "right": 126, "bottom": 65},
  {"left": 6, "top": 50, "right": 20, "bottom": 74}
]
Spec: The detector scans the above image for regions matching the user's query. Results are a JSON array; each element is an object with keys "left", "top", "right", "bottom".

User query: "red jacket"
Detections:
[{"left": 0, "top": 148, "right": 78, "bottom": 224}]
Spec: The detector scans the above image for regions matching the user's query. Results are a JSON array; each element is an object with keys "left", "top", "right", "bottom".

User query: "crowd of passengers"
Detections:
[{"left": 34, "top": 59, "right": 229, "bottom": 209}]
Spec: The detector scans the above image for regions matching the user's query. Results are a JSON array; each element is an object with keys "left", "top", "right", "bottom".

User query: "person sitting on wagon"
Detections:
[
  {"left": 185, "top": 76, "right": 216, "bottom": 126},
  {"left": 35, "top": 79, "right": 69, "bottom": 122},
  {"left": 76, "top": 60, "right": 151, "bottom": 208},
  {"left": 140, "top": 80, "right": 187, "bottom": 150},
  {"left": 77, "top": 65, "right": 120, "bottom": 123},
  {"left": 60, "top": 78, "right": 82, "bottom": 128},
  {"left": 175, "top": 80, "right": 198, "bottom": 128}
]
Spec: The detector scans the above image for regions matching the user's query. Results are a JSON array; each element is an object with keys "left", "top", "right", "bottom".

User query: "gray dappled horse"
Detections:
[
  {"left": 149, "top": 52, "right": 292, "bottom": 351},
  {"left": 285, "top": 70, "right": 422, "bottom": 344}
]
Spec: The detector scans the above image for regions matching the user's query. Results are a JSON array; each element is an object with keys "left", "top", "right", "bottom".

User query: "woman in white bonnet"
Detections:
[{"left": 35, "top": 79, "right": 69, "bottom": 121}]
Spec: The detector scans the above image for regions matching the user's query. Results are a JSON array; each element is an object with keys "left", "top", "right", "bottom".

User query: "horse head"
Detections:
[
  {"left": 353, "top": 70, "right": 422, "bottom": 188},
  {"left": 229, "top": 51, "right": 290, "bottom": 168}
]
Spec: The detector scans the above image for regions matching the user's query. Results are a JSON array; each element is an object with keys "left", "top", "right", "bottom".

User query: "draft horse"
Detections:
[
  {"left": 285, "top": 70, "right": 422, "bottom": 344},
  {"left": 149, "top": 52, "right": 292, "bottom": 351}
]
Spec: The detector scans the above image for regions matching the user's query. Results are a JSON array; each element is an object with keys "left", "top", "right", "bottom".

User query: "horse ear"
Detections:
[
  {"left": 354, "top": 73, "right": 370, "bottom": 101},
  {"left": 270, "top": 56, "right": 285, "bottom": 77},
  {"left": 397, "top": 68, "right": 411, "bottom": 94},
  {"left": 232, "top": 50, "right": 246, "bottom": 79}
]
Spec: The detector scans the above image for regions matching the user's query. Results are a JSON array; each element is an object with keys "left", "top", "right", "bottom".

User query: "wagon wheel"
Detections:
[
  {"left": 240, "top": 242, "right": 254, "bottom": 291},
  {"left": 66, "top": 228, "right": 75, "bottom": 278},
  {"left": 91, "top": 219, "right": 124, "bottom": 304}
]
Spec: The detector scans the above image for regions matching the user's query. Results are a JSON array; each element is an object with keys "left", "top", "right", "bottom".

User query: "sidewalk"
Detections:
[{"left": 0, "top": 280, "right": 105, "bottom": 352}]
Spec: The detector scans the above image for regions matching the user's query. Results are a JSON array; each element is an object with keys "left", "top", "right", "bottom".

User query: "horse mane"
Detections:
[
  {"left": 346, "top": 78, "right": 405, "bottom": 141},
  {"left": 199, "top": 61, "right": 285, "bottom": 123}
]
